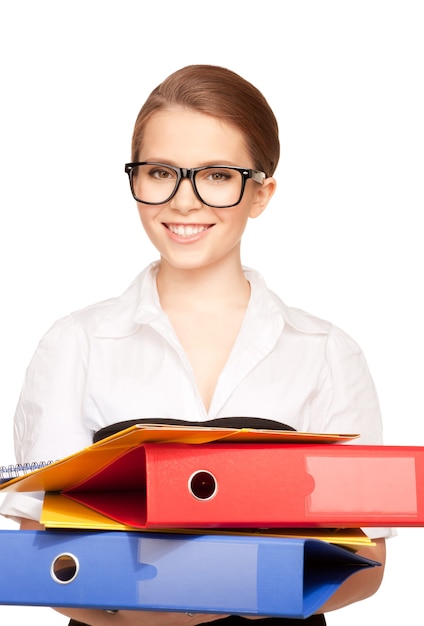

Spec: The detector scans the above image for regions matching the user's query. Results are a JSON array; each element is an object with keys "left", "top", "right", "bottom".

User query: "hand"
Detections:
[
  {"left": 56, "top": 608, "right": 230, "bottom": 626},
  {"left": 140, "top": 612, "right": 229, "bottom": 626}
]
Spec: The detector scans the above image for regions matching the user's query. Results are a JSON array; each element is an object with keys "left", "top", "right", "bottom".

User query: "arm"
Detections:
[
  {"left": 317, "top": 537, "right": 386, "bottom": 613},
  {"left": 0, "top": 315, "right": 95, "bottom": 523},
  {"left": 14, "top": 314, "right": 93, "bottom": 464},
  {"left": 309, "top": 324, "right": 384, "bottom": 443},
  {"left": 309, "top": 326, "right": 389, "bottom": 612}
]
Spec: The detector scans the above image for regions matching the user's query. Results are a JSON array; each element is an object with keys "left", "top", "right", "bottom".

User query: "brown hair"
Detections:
[{"left": 131, "top": 65, "right": 280, "bottom": 177}]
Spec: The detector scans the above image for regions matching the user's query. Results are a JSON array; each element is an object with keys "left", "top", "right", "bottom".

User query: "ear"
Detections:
[{"left": 249, "top": 177, "right": 277, "bottom": 218}]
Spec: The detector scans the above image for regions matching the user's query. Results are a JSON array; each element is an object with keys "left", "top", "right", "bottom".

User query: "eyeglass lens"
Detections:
[{"left": 130, "top": 164, "right": 244, "bottom": 207}]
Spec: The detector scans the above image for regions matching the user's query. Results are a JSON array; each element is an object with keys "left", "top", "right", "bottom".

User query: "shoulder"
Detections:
[
  {"left": 42, "top": 263, "right": 159, "bottom": 346},
  {"left": 276, "top": 296, "right": 365, "bottom": 358},
  {"left": 275, "top": 296, "right": 364, "bottom": 361},
  {"left": 246, "top": 268, "right": 364, "bottom": 355},
  {"left": 246, "top": 267, "right": 332, "bottom": 334},
  {"left": 272, "top": 294, "right": 333, "bottom": 335}
]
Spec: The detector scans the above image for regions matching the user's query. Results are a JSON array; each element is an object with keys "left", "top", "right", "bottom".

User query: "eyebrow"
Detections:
[{"left": 141, "top": 159, "right": 244, "bottom": 168}]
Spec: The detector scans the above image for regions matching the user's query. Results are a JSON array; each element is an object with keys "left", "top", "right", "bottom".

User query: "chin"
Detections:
[{"left": 160, "top": 252, "right": 224, "bottom": 273}]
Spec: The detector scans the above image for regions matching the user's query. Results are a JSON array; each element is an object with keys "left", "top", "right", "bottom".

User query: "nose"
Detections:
[{"left": 169, "top": 177, "right": 203, "bottom": 213}]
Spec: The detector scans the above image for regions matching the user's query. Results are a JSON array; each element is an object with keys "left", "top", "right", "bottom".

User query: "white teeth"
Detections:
[{"left": 168, "top": 224, "right": 208, "bottom": 237}]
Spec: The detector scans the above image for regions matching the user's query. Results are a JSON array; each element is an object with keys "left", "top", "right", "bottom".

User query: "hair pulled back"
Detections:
[{"left": 131, "top": 65, "right": 280, "bottom": 177}]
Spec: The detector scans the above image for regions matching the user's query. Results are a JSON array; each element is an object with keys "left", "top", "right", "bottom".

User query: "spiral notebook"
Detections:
[{"left": 0, "top": 460, "right": 56, "bottom": 484}]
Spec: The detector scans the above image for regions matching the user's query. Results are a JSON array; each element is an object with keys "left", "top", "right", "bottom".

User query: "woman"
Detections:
[{"left": 0, "top": 65, "right": 391, "bottom": 625}]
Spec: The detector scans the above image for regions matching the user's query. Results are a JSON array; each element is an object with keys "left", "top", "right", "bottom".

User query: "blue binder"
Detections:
[{"left": 0, "top": 530, "right": 379, "bottom": 618}]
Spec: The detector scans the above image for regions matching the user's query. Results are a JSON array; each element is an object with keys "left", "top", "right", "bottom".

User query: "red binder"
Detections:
[{"left": 52, "top": 442, "right": 424, "bottom": 528}]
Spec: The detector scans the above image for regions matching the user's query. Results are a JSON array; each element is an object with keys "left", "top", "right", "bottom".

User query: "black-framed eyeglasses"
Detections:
[{"left": 124, "top": 162, "right": 266, "bottom": 208}]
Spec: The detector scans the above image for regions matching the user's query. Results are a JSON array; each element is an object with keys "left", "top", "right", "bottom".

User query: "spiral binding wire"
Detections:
[{"left": 0, "top": 460, "right": 55, "bottom": 484}]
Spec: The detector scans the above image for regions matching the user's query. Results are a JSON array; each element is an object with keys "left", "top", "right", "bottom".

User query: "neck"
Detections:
[{"left": 156, "top": 257, "right": 250, "bottom": 312}]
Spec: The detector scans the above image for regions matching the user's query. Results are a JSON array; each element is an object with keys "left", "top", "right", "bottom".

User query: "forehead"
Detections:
[{"left": 139, "top": 107, "right": 252, "bottom": 166}]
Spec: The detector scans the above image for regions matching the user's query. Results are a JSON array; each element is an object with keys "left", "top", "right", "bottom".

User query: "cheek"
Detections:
[
  {"left": 217, "top": 212, "right": 250, "bottom": 243},
  {"left": 223, "top": 202, "right": 252, "bottom": 231},
  {"left": 137, "top": 206, "right": 147, "bottom": 227},
  {"left": 136, "top": 208, "right": 162, "bottom": 247},
  {"left": 137, "top": 205, "right": 159, "bottom": 230}
]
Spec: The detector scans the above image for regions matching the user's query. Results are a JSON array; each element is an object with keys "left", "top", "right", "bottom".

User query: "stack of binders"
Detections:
[{"left": 1, "top": 423, "right": 423, "bottom": 617}]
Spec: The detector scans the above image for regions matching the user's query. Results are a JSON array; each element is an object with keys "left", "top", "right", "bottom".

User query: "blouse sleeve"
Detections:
[
  {"left": 311, "top": 325, "right": 396, "bottom": 540},
  {"left": 0, "top": 314, "right": 93, "bottom": 522},
  {"left": 312, "top": 324, "right": 384, "bottom": 444}
]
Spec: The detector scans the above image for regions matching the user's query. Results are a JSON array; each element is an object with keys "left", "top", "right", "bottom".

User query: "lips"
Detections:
[{"left": 165, "top": 224, "right": 212, "bottom": 237}]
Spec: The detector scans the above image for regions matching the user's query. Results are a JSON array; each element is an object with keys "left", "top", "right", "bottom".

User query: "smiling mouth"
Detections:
[{"left": 165, "top": 223, "right": 213, "bottom": 237}]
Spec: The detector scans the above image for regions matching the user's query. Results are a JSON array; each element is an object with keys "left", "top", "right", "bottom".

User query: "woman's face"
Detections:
[{"left": 134, "top": 107, "right": 275, "bottom": 272}]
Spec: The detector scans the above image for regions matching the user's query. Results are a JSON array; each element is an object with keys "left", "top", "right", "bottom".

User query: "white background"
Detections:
[{"left": 0, "top": 1, "right": 423, "bottom": 623}]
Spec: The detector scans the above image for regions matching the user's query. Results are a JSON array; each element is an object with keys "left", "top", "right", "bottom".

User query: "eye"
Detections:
[
  {"left": 210, "top": 171, "right": 229, "bottom": 182},
  {"left": 148, "top": 165, "right": 177, "bottom": 181},
  {"left": 202, "top": 168, "right": 234, "bottom": 184}
]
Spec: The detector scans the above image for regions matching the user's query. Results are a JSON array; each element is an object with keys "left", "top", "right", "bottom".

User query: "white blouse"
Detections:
[{"left": 0, "top": 262, "right": 392, "bottom": 537}]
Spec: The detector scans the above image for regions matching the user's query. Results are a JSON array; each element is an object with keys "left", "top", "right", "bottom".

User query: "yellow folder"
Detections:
[
  {"left": 41, "top": 492, "right": 372, "bottom": 548},
  {"left": 0, "top": 423, "right": 358, "bottom": 494}
]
